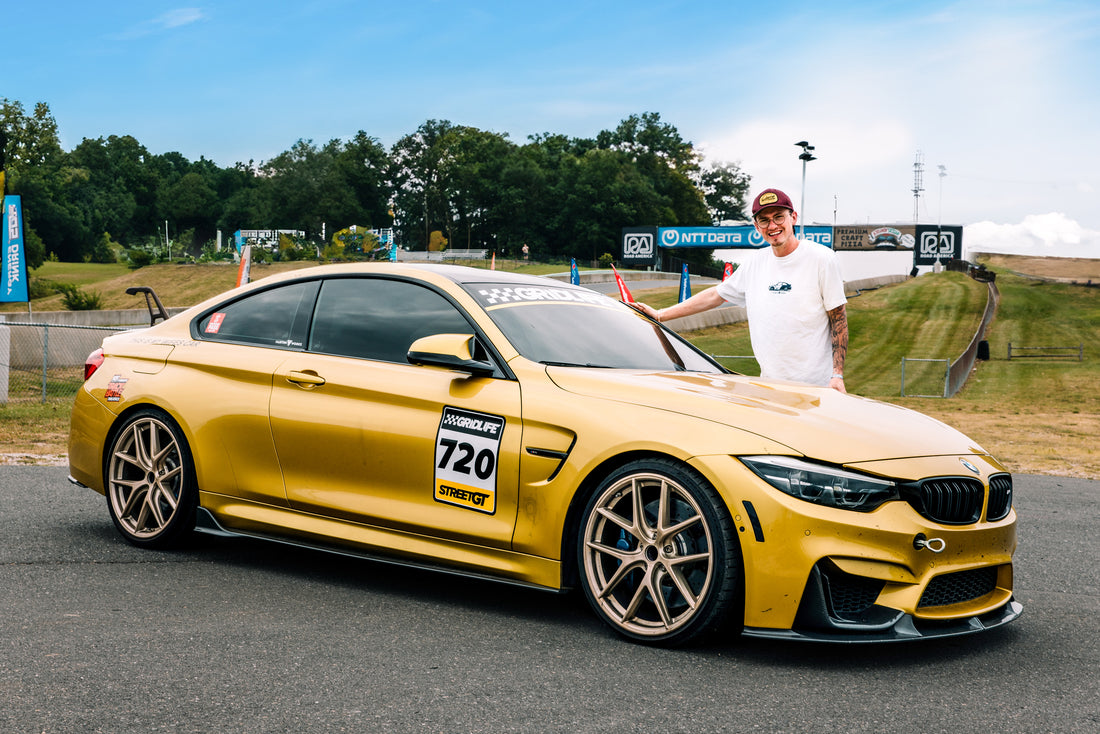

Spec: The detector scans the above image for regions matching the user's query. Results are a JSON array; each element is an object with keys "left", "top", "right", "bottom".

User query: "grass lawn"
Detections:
[{"left": 3, "top": 261, "right": 1097, "bottom": 477}]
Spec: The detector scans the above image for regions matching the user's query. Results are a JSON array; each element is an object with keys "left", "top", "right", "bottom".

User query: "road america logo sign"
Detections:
[
  {"left": 623, "top": 233, "right": 654, "bottom": 257},
  {"left": 920, "top": 230, "right": 955, "bottom": 257}
]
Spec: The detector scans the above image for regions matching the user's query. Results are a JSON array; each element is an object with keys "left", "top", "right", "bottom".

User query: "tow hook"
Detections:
[{"left": 914, "top": 533, "right": 946, "bottom": 553}]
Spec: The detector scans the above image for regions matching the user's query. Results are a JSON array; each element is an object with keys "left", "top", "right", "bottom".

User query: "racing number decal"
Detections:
[{"left": 434, "top": 407, "right": 505, "bottom": 514}]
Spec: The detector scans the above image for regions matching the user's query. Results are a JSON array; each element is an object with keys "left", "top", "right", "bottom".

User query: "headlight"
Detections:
[{"left": 740, "top": 456, "right": 899, "bottom": 512}]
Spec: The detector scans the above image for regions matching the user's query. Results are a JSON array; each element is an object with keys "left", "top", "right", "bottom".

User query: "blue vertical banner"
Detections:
[
  {"left": 678, "top": 263, "right": 691, "bottom": 303},
  {"left": 570, "top": 258, "right": 579, "bottom": 285},
  {"left": 2, "top": 196, "right": 29, "bottom": 303}
]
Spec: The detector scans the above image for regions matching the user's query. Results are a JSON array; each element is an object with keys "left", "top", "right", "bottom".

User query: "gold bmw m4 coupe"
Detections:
[{"left": 69, "top": 263, "right": 1020, "bottom": 645}]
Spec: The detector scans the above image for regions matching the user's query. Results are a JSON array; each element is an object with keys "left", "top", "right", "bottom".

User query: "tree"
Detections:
[
  {"left": 595, "top": 112, "right": 709, "bottom": 228},
  {"left": 697, "top": 161, "right": 752, "bottom": 224},
  {"left": 1, "top": 99, "right": 90, "bottom": 261},
  {"left": 388, "top": 120, "right": 455, "bottom": 249},
  {"left": 160, "top": 171, "right": 219, "bottom": 252},
  {"left": 438, "top": 126, "right": 516, "bottom": 250}
]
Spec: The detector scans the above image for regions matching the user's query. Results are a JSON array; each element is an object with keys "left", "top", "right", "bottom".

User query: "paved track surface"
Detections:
[{"left": 2, "top": 468, "right": 1097, "bottom": 733}]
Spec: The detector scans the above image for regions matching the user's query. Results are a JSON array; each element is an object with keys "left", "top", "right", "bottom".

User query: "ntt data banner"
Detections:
[
  {"left": 2, "top": 195, "right": 29, "bottom": 303},
  {"left": 658, "top": 226, "right": 833, "bottom": 249}
]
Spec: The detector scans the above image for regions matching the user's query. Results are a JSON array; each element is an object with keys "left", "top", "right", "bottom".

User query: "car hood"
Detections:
[{"left": 545, "top": 368, "right": 987, "bottom": 465}]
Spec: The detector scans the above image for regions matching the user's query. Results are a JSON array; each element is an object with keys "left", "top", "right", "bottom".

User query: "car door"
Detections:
[{"left": 268, "top": 275, "right": 522, "bottom": 549}]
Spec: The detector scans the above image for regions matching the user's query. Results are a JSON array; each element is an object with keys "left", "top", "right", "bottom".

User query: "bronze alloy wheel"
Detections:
[
  {"left": 106, "top": 410, "right": 197, "bottom": 548},
  {"left": 579, "top": 459, "right": 741, "bottom": 646}
]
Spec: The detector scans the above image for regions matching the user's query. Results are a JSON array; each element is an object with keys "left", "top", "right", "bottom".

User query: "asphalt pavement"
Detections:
[{"left": 1, "top": 467, "right": 1097, "bottom": 733}]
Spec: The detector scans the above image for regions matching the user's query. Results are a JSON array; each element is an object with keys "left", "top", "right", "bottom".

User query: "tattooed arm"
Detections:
[{"left": 827, "top": 303, "right": 848, "bottom": 393}]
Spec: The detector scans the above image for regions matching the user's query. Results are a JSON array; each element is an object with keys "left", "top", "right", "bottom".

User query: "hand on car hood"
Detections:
[{"left": 544, "top": 368, "right": 987, "bottom": 465}]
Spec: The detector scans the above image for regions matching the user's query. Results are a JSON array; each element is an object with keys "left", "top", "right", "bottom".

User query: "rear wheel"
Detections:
[
  {"left": 578, "top": 458, "right": 742, "bottom": 646},
  {"left": 105, "top": 409, "right": 198, "bottom": 549}
]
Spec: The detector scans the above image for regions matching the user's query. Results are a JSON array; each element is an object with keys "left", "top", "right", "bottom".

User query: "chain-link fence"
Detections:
[{"left": 1, "top": 322, "right": 125, "bottom": 404}]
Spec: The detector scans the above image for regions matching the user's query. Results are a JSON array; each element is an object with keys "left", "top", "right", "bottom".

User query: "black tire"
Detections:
[
  {"left": 577, "top": 458, "right": 742, "bottom": 646},
  {"left": 104, "top": 409, "right": 198, "bottom": 549}
]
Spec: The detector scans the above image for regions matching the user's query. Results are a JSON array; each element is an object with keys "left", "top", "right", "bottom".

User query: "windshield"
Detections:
[{"left": 463, "top": 282, "right": 724, "bottom": 372}]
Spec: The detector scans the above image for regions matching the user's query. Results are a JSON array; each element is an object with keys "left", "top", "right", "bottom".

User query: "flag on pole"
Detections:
[
  {"left": 490, "top": 252, "right": 496, "bottom": 270},
  {"left": 678, "top": 263, "right": 691, "bottom": 303},
  {"left": 722, "top": 262, "right": 734, "bottom": 281},
  {"left": 235, "top": 244, "right": 252, "bottom": 287},
  {"left": 2, "top": 196, "right": 29, "bottom": 303},
  {"left": 570, "top": 258, "right": 580, "bottom": 285},
  {"left": 611, "top": 265, "right": 635, "bottom": 303}
]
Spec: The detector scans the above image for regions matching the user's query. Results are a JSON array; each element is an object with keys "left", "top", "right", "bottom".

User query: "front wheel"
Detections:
[
  {"left": 578, "top": 458, "right": 742, "bottom": 646},
  {"left": 105, "top": 409, "right": 198, "bottom": 549}
]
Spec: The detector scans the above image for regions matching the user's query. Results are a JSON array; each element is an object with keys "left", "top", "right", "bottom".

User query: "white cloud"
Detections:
[
  {"left": 965, "top": 213, "right": 1100, "bottom": 259},
  {"left": 109, "top": 7, "right": 207, "bottom": 40}
]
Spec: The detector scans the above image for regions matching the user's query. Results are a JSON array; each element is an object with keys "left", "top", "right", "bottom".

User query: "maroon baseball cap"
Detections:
[{"left": 751, "top": 188, "right": 795, "bottom": 217}]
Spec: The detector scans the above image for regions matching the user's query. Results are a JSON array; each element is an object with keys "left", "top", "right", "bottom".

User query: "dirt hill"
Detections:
[{"left": 976, "top": 253, "right": 1100, "bottom": 283}]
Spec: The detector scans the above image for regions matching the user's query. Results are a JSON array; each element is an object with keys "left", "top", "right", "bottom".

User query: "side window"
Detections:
[
  {"left": 196, "top": 281, "right": 317, "bottom": 349},
  {"left": 309, "top": 278, "right": 474, "bottom": 363}
]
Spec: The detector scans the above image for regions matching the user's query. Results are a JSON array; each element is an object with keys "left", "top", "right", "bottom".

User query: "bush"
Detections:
[
  {"left": 127, "top": 249, "right": 153, "bottom": 269},
  {"left": 58, "top": 284, "right": 104, "bottom": 311},
  {"left": 27, "top": 277, "right": 60, "bottom": 300},
  {"left": 598, "top": 253, "right": 615, "bottom": 268}
]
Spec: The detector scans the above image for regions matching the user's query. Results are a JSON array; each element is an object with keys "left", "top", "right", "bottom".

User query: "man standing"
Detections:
[{"left": 634, "top": 188, "right": 848, "bottom": 392}]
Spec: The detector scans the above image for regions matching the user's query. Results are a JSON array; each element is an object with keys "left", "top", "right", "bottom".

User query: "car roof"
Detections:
[{"left": 248, "top": 262, "right": 568, "bottom": 289}]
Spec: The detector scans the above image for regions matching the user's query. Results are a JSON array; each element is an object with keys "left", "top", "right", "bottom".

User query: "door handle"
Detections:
[{"left": 287, "top": 370, "right": 326, "bottom": 387}]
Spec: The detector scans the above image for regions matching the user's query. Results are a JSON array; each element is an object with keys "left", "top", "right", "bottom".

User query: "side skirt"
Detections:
[{"left": 194, "top": 507, "right": 567, "bottom": 595}]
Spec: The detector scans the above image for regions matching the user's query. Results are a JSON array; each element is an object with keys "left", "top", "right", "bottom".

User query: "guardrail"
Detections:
[
  {"left": 1007, "top": 343, "right": 1083, "bottom": 361},
  {"left": 901, "top": 277, "right": 1000, "bottom": 398}
]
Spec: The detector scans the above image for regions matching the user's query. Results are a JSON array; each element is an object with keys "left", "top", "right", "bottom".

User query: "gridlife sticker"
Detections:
[{"left": 434, "top": 407, "right": 505, "bottom": 514}]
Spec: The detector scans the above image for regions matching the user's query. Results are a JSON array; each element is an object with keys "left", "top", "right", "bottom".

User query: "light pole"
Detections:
[
  {"left": 937, "top": 165, "right": 947, "bottom": 227},
  {"left": 795, "top": 141, "right": 816, "bottom": 239}
]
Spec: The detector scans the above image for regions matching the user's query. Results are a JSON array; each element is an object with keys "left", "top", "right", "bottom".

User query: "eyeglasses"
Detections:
[{"left": 755, "top": 212, "right": 789, "bottom": 227}]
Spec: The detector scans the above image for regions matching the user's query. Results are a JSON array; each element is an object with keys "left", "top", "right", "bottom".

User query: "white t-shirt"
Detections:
[{"left": 715, "top": 241, "right": 847, "bottom": 386}]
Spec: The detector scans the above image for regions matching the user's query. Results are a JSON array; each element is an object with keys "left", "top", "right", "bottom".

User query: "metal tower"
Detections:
[{"left": 912, "top": 151, "right": 925, "bottom": 223}]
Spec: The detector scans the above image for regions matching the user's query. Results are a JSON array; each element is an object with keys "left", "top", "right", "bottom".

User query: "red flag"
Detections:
[
  {"left": 490, "top": 252, "right": 496, "bottom": 270},
  {"left": 235, "top": 244, "right": 252, "bottom": 287},
  {"left": 611, "top": 265, "right": 635, "bottom": 303},
  {"left": 722, "top": 262, "right": 734, "bottom": 281}
]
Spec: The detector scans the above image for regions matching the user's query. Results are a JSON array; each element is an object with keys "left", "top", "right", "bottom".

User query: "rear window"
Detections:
[{"left": 196, "top": 281, "right": 317, "bottom": 349}]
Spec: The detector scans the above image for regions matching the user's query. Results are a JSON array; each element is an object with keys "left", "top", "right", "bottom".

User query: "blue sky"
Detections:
[{"left": 6, "top": 0, "right": 1100, "bottom": 257}]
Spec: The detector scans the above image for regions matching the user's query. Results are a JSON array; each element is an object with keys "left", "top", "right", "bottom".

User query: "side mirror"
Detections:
[{"left": 407, "top": 333, "right": 496, "bottom": 377}]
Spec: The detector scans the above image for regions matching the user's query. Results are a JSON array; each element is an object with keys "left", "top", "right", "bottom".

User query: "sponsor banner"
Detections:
[
  {"left": 621, "top": 226, "right": 657, "bottom": 267},
  {"left": 914, "top": 225, "right": 963, "bottom": 266},
  {"left": 434, "top": 407, "right": 504, "bottom": 514},
  {"left": 570, "top": 258, "right": 580, "bottom": 285},
  {"left": 658, "top": 226, "right": 833, "bottom": 249},
  {"left": 2, "top": 195, "right": 29, "bottom": 303},
  {"left": 678, "top": 264, "right": 691, "bottom": 303},
  {"left": 833, "top": 224, "right": 916, "bottom": 252}
]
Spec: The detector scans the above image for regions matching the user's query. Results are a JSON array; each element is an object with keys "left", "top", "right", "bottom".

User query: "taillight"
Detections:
[{"left": 84, "top": 348, "right": 105, "bottom": 381}]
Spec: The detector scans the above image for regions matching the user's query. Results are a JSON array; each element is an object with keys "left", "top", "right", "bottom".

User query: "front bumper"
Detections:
[
  {"left": 742, "top": 558, "right": 1022, "bottom": 642},
  {"left": 744, "top": 600, "right": 1023, "bottom": 643}
]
